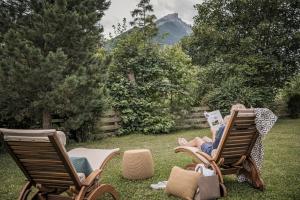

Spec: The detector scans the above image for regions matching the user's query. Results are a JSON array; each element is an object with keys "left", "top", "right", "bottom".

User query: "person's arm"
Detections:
[{"left": 210, "top": 127, "right": 217, "bottom": 142}]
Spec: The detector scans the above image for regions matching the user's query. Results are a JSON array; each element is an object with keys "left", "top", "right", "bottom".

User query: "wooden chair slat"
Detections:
[
  {"left": 235, "top": 116, "right": 255, "bottom": 121},
  {"left": 7, "top": 141, "right": 53, "bottom": 147},
  {"left": 230, "top": 129, "right": 256, "bottom": 136},
  {"left": 16, "top": 154, "right": 60, "bottom": 160},
  {"left": 224, "top": 143, "right": 250, "bottom": 148},
  {"left": 227, "top": 134, "right": 254, "bottom": 140},
  {"left": 234, "top": 121, "right": 255, "bottom": 126},
  {"left": 29, "top": 171, "right": 70, "bottom": 177},
  {"left": 10, "top": 145, "right": 55, "bottom": 151},
  {"left": 223, "top": 146, "right": 249, "bottom": 152},
  {"left": 33, "top": 179, "right": 74, "bottom": 185},
  {"left": 31, "top": 175, "right": 72, "bottom": 181},
  {"left": 222, "top": 154, "right": 245, "bottom": 158},
  {"left": 221, "top": 149, "right": 247, "bottom": 156},
  {"left": 27, "top": 167, "right": 67, "bottom": 173},
  {"left": 223, "top": 158, "right": 239, "bottom": 164},
  {"left": 233, "top": 124, "right": 256, "bottom": 130},
  {"left": 13, "top": 150, "right": 58, "bottom": 155},
  {"left": 20, "top": 159, "right": 63, "bottom": 164},
  {"left": 226, "top": 138, "right": 252, "bottom": 144},
  {"left": 221, "top": 168, "right": 239, "bottom": 175}
]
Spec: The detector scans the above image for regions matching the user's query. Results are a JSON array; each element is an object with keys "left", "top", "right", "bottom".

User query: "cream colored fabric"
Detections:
[
  {"left": 56, "top": 131, "right": 66, "bottom": 146},
  {"left": 68, "top": 148, "right": 120, "bottom": 171},
  {"left": 122, "top": 149, "right": 154, "bottom": 180},
  {"left": 166, "top": 166, "right": 201, "bottom": 200},
  {"left": 1, "top": 129, "right": 66, "bottom": 146},
  {"left": 77, "top": 172, "right": 86, "bottom": 182}
]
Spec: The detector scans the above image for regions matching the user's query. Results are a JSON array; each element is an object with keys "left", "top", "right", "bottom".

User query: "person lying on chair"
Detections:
[{"left": 178, "top": 103, "right": 246, "bottom": 156}]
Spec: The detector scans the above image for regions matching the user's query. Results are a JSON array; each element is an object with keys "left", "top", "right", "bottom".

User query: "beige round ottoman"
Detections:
[{"left": 122, "top": 149, "right": 154, "bottom": 180}]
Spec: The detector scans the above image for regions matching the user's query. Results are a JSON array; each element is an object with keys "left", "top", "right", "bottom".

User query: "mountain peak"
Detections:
[
  {"left": 155, "top": 13, "right": 192, "bottom": 45},
  {"left": 158, "top": 13, "right": 179, "bottom": 21}
]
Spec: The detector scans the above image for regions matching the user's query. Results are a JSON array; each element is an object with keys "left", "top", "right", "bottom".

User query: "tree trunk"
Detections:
[
  {"left": 42, "top": 110, "right": 52, "bottom": 129},
  {"left": 127, "top": 68, "right": 136, "bottom": 85}
]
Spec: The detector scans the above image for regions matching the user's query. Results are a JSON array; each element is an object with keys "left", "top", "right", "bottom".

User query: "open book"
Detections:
[{"left": 204, "top": 110, "right": 224, "bottom": 131}]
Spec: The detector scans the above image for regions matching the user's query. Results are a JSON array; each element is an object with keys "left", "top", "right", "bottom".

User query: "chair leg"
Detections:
[
  {"left": 240, "top": 158, "right": 265, "bottom": 191},
  {"left": 87, "top": 184, "right": 119, "bottom": 200},
  {"left": 219, "top": 183, "right": 227, "bottom": 197},
  {"left": 18, "top": 181, "right": 32, "bottom": 200}
]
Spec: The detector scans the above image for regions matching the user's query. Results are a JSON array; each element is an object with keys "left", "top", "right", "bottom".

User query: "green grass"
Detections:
[{"left": 1, "top": 118, "right": 300, "bottom": 199}]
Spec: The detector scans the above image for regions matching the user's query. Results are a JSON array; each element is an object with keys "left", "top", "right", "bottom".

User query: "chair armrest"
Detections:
[
  {"left": 196, "top": 151, "right": 214, "bottom": 161},
  {"left": 175, "top": 146, "right": 214, "bottom": 165},
  {"left": 82, "top": 169, "right": 102, "bottom": 186}
]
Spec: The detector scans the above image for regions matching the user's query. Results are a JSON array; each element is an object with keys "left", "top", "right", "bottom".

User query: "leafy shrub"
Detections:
[
  {"left": 280, "top": 74, "right": 300, "bottom": 118},
  {"left": 197, "top": 60, "right": 276, "bottom": 114},
  {"left": 287, "top": 94, "right": 300, "bottom": 118},
  {"left": 107, "top": 32, "right": 197, "bottom": 134}
]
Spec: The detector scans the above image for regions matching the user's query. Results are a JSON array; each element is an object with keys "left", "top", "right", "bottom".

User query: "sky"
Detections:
[{"left": 101, "top": 0, "right": 201, "bottom": 37}]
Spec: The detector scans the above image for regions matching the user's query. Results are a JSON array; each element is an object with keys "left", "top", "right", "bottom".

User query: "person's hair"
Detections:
[
  {"left": 230, "top": 103, "right": 246, "bottom": 114},
  {"left": 224, "top": 103, "right": 246, "bottom": 124}
]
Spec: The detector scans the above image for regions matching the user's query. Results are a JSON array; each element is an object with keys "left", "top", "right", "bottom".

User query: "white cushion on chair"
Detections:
[{"left": 68, "top": 148, "right": 119, "bottom": 170}]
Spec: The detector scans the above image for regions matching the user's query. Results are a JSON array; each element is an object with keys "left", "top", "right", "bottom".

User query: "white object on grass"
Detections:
[{"left": 150, "top": 181, "right": 168, "bottom": 190}]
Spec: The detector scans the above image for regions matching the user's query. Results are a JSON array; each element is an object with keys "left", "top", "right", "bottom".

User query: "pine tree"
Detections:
[
  {"left": 130, "top": 0, "right": 157, "bottom": 40},
  {"left": 0, "top": 0, "right": 110, "bottom": 140}
]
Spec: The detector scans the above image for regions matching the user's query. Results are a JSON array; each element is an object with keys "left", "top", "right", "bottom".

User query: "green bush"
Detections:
[
  {"left": 107, "top": 31, "right": 197, "bottom": 134},
  {"left": 287, "top": 94, "right": 300, "bottom": 118},
  {"left": 196, "top": 60, "right": 276, "bottom": 114},
  {"left": 280, "top": 74, "right": 300, "bottom": 118}
]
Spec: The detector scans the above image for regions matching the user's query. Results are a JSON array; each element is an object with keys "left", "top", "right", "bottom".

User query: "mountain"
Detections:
[
  {"left": 106, "top": 13, "right": 192, "bottom": 48},
  {"left": 154, "top": 13, "right": 192, "bottom": 45}
]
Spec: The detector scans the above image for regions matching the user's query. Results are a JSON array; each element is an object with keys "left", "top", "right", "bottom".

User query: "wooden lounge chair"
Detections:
[
  {"left": 0, "top": 129, "right": 120, "bottom": 200},
  {"left": 175, "top": 109, "right": 265, "bottom": 196}
]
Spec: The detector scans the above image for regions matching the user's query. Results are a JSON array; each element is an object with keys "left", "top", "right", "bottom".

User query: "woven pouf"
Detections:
[{"left": 122, "top": 149, "right": 154, "bottom": 180}]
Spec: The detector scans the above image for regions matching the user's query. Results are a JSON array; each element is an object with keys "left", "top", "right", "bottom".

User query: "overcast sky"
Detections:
[{"left": 101, "top": 0, "right": 201, "bottom": 37}]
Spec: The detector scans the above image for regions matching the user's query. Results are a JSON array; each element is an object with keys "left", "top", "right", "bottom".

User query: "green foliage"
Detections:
[
  {"left": 107, "top": 30, "right": 197, "bottom": 134},
  {"left": 279, "top": 74, "right": 300, "bottom": 118},
  {"left": 0, "top": 0, "right": 110, "bottom": 141},
  {"left": 130, "top": 0, "right": 158, "bottom": 41},
  {"left": 197, "top": 60, "right": 276, "bottom": 113},
  {"left": 182, "top": 0, "right": 300, "bottom": 109}
]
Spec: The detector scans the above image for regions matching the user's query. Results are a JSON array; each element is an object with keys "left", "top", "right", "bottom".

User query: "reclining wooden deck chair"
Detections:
[
  {"left": 175, "top": 109, "right": 264, "bottom": 196},
  {"left": 0, "top": 129, "right": 120, "bottom": 200}
]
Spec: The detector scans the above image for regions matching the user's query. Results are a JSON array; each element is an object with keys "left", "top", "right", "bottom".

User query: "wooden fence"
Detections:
[
  {"left": 95, "top": 106, "right": 210, "bottom": 137},
  {"left": 174, "top": 106, "right": 210, "bottom": 129},
  {"left": 95, "top": 110, "right": 121, "bottom": 139}
]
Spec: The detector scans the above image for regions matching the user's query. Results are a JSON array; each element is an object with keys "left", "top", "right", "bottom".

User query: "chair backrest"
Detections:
[
  {"left": 214, "top": 109, "right": 259, "bottom": 166},
  {"left": 0, "top": 129, "right": 81, "bottom": 191}
]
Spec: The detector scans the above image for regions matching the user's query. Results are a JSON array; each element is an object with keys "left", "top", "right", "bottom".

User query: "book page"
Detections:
[{"left": 204, "top": 110, "right": 224, "bottom": 130}]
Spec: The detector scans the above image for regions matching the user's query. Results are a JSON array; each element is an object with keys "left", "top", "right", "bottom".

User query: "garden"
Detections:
[
  {"left": 0, "top": 118, "right": 300, "bottom": 199},
  {"left": 0, "top": 0, "right": 299, "bottom": 199}
]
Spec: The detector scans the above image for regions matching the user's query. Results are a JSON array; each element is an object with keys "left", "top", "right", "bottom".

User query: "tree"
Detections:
[
  {"left": 182, "top": 0, "right": 300, "bottom": 111},
  {"left": 107, "top": 31, "right": 197, "bottom": 134},
  {"left": 130, "top": 0, "right": 157, "bottom": 41},
  {"left": 109, "top": 18, "right": 128, "bottom": 39},
  {"left": 0, "top": 0, "right": 110, "bottom": 140}
]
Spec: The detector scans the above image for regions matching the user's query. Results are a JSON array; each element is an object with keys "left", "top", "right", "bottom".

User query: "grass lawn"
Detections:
[{"left": 0, "top": 118, "right": 300, "bottom": 199}]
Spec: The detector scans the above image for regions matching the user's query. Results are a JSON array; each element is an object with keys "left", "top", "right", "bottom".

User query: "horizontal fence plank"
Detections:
[
  {"left": 190, "top": 106, "right": 210, "bottom": 112},
  {"left": 99, "top": 124, "right": 120, "bottom": 131},
  {"left": 101, "top": 110, "right": 117, "bottom": 117},
  {"left": 99, "top": 117, "right": 121, "bottom": 124},
  {"left": 174, "top": 106, "right": 209, "bottom": 130}
]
